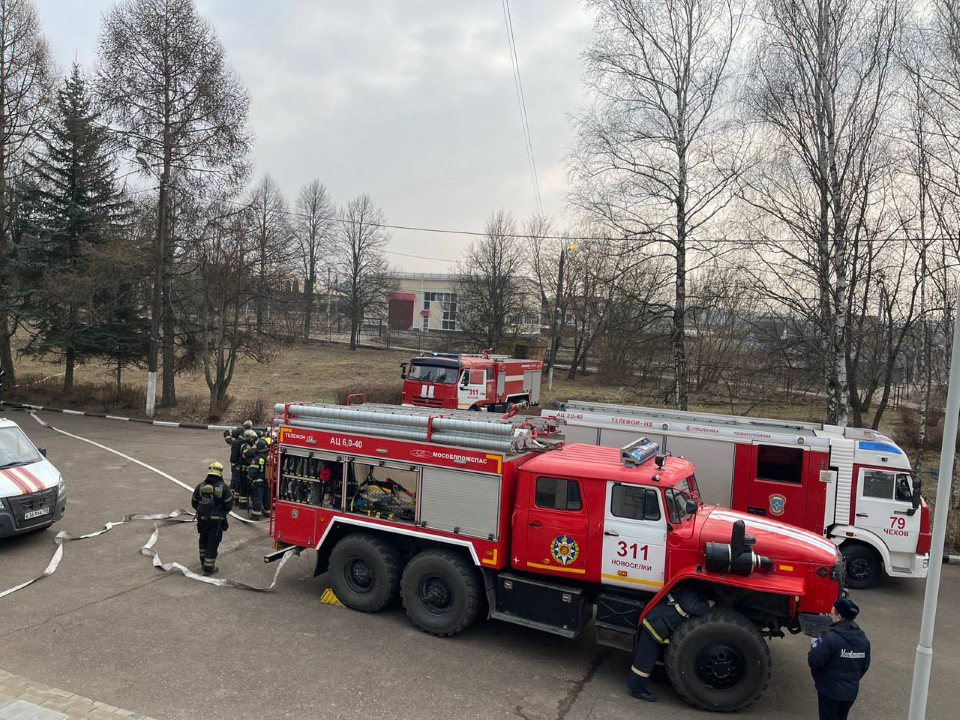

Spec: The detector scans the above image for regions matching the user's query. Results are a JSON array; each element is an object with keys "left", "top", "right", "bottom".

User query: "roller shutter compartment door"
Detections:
[
  {"left": 661, "top": 436, "right": 734, "bottom": 506},
  {"left": 419, "top": 467, "right": 501, "bottom": 539}
]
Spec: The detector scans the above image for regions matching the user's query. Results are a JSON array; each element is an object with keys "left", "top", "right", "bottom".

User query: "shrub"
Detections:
[
  {"left": 334, "top": 383, "right": 402, "bottom": 405},
  {"left": 237, "top": 396, "right": 269, "bottom": 425},
  {"left": 893, "top": 406, "right": 945, "bottom": 452}
]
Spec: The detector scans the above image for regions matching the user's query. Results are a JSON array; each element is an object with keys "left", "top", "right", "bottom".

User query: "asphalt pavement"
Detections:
[{"left": 0, "top": 410, "right": 957, "bottom": 720}]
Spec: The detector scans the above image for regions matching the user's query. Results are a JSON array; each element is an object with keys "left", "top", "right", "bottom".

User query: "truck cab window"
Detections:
[
  {"left": 664, "top": 488, "right": 692, "bottom": 524},
  {"left": 535, "top": 477, "right": 582, "bottom": 511},
  {"left": 756, "top": 445, "right": 803, "bottom": 484},
  {"left": 862, "top": 470, "right": 895, "bottom": 499},
  {"left": 611, "top": 485, "right": 660, "bottom": 522},
  {"left": 895, "top": 473, "right": 913, "bottom": 502}
]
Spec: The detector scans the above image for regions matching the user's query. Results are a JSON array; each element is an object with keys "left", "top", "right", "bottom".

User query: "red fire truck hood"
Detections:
[{"left": 699, "top": 506, "right": 840, "bottom": 566}]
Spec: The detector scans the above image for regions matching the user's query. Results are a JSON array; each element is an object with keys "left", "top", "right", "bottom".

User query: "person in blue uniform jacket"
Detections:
[
  {"left": 808, "top": 598, "right": 871, "bottom": 720},
  {"left": 628, "top": 586, "right": 713, "bottom": 702}
]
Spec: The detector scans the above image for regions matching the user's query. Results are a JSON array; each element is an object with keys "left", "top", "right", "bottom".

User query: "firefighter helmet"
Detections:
[
  {"left": 207, "top": 461, "right": 224, "bottom": 477},
  {"left": 242, "top": 420, "right": 253, "bottom": 430},
  {"left": 256, "top": 438, "right": 268, "bottom": 451}
]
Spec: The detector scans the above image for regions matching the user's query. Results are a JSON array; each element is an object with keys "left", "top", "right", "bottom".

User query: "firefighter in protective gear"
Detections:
[
  {"left": 191, "top": 462, "right": 234, "bottom": 576},
  {"left": 627, "top": 586, "right": 713, "bottom": 702},
  {"left": 246, "top": 438, "right": 269, "bottom": 521},
  {"left": 234, "top": 429, "right": 258, "bottom": 509},
  {"left": 226, "top": 426, "right": 244, "bottom": 497}
]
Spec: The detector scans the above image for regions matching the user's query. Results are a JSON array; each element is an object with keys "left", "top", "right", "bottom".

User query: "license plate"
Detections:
[{"left": 24, "top": 507, "right": 50, "bottom": 520}]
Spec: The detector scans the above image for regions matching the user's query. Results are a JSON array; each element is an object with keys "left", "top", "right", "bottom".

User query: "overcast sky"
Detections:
[{"left": 34, "top": 0, "right": 594, "bottom": 272}]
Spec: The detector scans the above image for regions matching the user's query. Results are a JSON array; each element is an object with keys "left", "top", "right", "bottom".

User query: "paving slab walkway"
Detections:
[{"left": 0, "top": 671, "right": 156, "bottom": 720}]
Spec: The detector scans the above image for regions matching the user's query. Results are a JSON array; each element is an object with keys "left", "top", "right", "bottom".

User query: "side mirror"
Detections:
[
  {"left": 400, "top": 362, "right": 407, "bottom": 379},
  {"left": 38, "top": 448, "right": 47, "bottom": 457},
  {"left": 685, "top": 498, "right": 698, "bottom": 517},
  {"left": 912, "top": 485, "right": 922, "bottom": 510}
]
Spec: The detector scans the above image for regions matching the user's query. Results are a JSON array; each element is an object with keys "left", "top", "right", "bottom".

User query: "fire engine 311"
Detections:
[{"left": 265, "top": 402, "right": 844, "bottom": 712}]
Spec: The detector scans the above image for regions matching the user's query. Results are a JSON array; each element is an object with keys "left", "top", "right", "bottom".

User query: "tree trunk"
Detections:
[
  {"left": 161, "top": 235, "right": 177, "bottom": 406},
  {"left": 64, "top": 346, "right": 75, "bottom": 393},
  {"left": 673, "top": 239, "right": 688, "bottom": 410},
  {"left": 116, "top": 359, "right": 122, "bottom": 400},
  {"left": 302, "top": 275, "right": 314, "bottom": 342},
  {"left": 0, "top": 314, "right": 15, "bottom": 384}
]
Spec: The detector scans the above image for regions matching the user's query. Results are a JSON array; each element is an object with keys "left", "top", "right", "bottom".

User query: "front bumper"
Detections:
[
  {"left": 0, "top": 491, "right": 66, "bottom": 539},
  {"left": 887, "top": 553, "right": 929, "bottom": 580},
  {"left": 799, "top": 612, "right": 834, "bottom": 638}
]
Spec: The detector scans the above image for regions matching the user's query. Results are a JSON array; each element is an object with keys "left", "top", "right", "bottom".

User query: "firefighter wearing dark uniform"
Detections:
[
  {"left": 191, "top": 462, "right": 234, "bottom": 576},
  {"left": 247, "top": 438, "right": 269, "bottom": 521},
  {"left": 235, "top": 429, "right": 258, "bottom": 509},
  {"left": 628, "top": 586, "right": 713, "bottom": 702},
  {"left": 808, "top": 598, "right": 871, "bottom": 720},
  {"left": 226, "top": 425, "right": 243, "bottom": 500}
]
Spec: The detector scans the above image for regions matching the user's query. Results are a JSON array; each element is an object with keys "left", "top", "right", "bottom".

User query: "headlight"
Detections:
[
  {"left": 0, "top": 496, "right": 5, "bottom": 510},
  {"left": 57, "top": 476, "right": 65, "bottom": 496}
]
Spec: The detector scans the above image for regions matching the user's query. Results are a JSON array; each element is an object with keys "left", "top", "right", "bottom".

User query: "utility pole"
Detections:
[
  {"left": 908, "top": 289, "right": 960, "bottom": 719},
  {"left": 547, "top": 245, "right": 567, "bottom": 391},
  {"left": 327, "top": 266, "right": 332, "bottom": 341}
]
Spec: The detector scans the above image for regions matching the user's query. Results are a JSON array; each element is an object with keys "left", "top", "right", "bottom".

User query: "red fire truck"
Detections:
[
  {"left": 542, "top": 400, "right": 932, "bottom": 589},
  {"left": 400, "top": 351, "right": 541, "bottom": 410},
  {"left": 266, "top": 402, "right": 843, "bottom": 712}
]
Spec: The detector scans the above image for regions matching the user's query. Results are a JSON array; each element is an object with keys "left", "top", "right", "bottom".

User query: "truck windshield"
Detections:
[
  {"left": 407, "top": 362, "right": 459, "bottom": 384},
  {"left": 675, "top": 474, "right": 700, "bottom": 499},
  {"left": 0, "top": 427, "right": 41, "bottom": 468}
]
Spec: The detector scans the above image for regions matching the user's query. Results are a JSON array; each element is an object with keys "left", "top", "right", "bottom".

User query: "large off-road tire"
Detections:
[
  {"left": 841, "top": 542, "right": 883, "bottom": 589},
  {"left": 665, "top": 608, "right": 771, "bottom": 712},
  {"left": 329, "top": 532, "right": 402, "bottom": 612},
  {"left": 401, "top": 549, "right": 482, "bottom": 636}
]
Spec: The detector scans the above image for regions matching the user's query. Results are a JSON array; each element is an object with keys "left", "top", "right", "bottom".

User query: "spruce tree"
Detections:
[{"left": 17, "top": 64, "right": 131, "bottom": 392}]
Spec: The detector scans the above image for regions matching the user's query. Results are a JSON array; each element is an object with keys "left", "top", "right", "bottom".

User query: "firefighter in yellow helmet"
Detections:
[{"left": 191, "top": 461, "right": 234, "bottom": 576}]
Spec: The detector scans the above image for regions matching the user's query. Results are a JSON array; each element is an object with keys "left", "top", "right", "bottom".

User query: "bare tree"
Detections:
[
  {"left": 332, "top": 194, "right": 391, "bottom": 350},
  {"left": 294, "top": 179, "right": 334, "bottom": 342},
  {"left": 747, "top": 0, "right": 904, "bottom": 425},
  {"left": 572, "top": 0, "right": 747, "bottom": 410},
  {"left": 245, "top": 174, "right": 291, "bottom": 335},
  {"left": 97, "top": 0, "right": 251, "bottom": 408},
  {"left": 456, "top": 210, "right": 526, "bottom": 351},
  {"left": 0, "top": 0, "right": 51, "bottom": 383},
  {"left": 180, "top": 198, "right": 266, "bottom": 419}
]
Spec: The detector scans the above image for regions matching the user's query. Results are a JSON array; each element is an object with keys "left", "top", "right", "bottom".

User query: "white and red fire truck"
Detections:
[
  {"left": 542, "top": 400, "right": 931, "bottom": 589},
  {"left": 400, "top": 351, "right": 541, "bottom": 411},
  {"left": 266, "top": 401, "right": 844, "bottom": 712}
]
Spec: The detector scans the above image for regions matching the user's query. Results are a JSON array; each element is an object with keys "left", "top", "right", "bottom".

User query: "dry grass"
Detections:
[{"left": 9, "top": 338, "right": 412, "bottom": 422}]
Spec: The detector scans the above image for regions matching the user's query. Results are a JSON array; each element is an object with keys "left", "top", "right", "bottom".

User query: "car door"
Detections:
[
  {"left": 854, "top": 467, "right": 921, "bottom": 555},
  {"left": 523, "top": 475, "right": 589, "bottom": 578},
  {"left": 600, "top": 482, "right": 667, "bottom": 591}
]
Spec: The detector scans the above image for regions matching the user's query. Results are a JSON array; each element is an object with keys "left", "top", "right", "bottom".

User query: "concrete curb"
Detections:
[
  {"left": 944, "top": 555, "right": 960, "bottom": 564},
  {"left": 0, "top": 400, "right": 265, "bottom": 432}
]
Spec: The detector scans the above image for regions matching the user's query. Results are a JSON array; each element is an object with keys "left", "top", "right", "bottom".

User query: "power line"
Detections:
[{"left": 502, "top": 0, "right": 542, "bottom": 214}]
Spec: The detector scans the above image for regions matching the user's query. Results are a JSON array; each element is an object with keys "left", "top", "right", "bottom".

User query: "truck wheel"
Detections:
[
  {"left": 841, "top": 543, "right": 882, "bottom": 589},
  {"left": 401, "top": 549, "right": 482, "bottom": 636},
  {"left": 665, "top": 608, "right": 770, "bottom": 712},
  {"left": 329, "top": 532, "right": 402, "bottom": 612}
]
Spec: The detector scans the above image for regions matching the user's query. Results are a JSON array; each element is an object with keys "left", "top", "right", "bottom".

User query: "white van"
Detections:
[{"left": 0, "top": 417, "right": 65, "bottom": 538}]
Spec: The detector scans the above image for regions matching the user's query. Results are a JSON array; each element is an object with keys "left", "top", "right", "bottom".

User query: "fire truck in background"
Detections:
[
  {"left": 266, "top": 401, "right": 844, "bottom": 712},
  {"left": 542, "top": 400, "right": 932, "bottom": 589},
  {"left": 400, "top": 351, "right": 541, "bottom": 411}
]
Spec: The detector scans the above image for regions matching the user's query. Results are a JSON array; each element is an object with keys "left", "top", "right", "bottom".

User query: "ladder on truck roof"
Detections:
[
  {"left": 560, "top": 400, "right": 825, "bottom": 437},
  {"left": 274, "top": 402, "right": 553, "bottom": 455}
]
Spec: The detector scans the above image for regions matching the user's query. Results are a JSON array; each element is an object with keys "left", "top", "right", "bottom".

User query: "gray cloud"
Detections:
[{"left": 35, "top": 0, "right": 593, "bottom": 269}]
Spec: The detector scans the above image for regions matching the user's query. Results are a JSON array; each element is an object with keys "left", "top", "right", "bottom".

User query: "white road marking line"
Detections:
[{"left": 28, "top": 412, "right": 256, "bottom": 525}]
